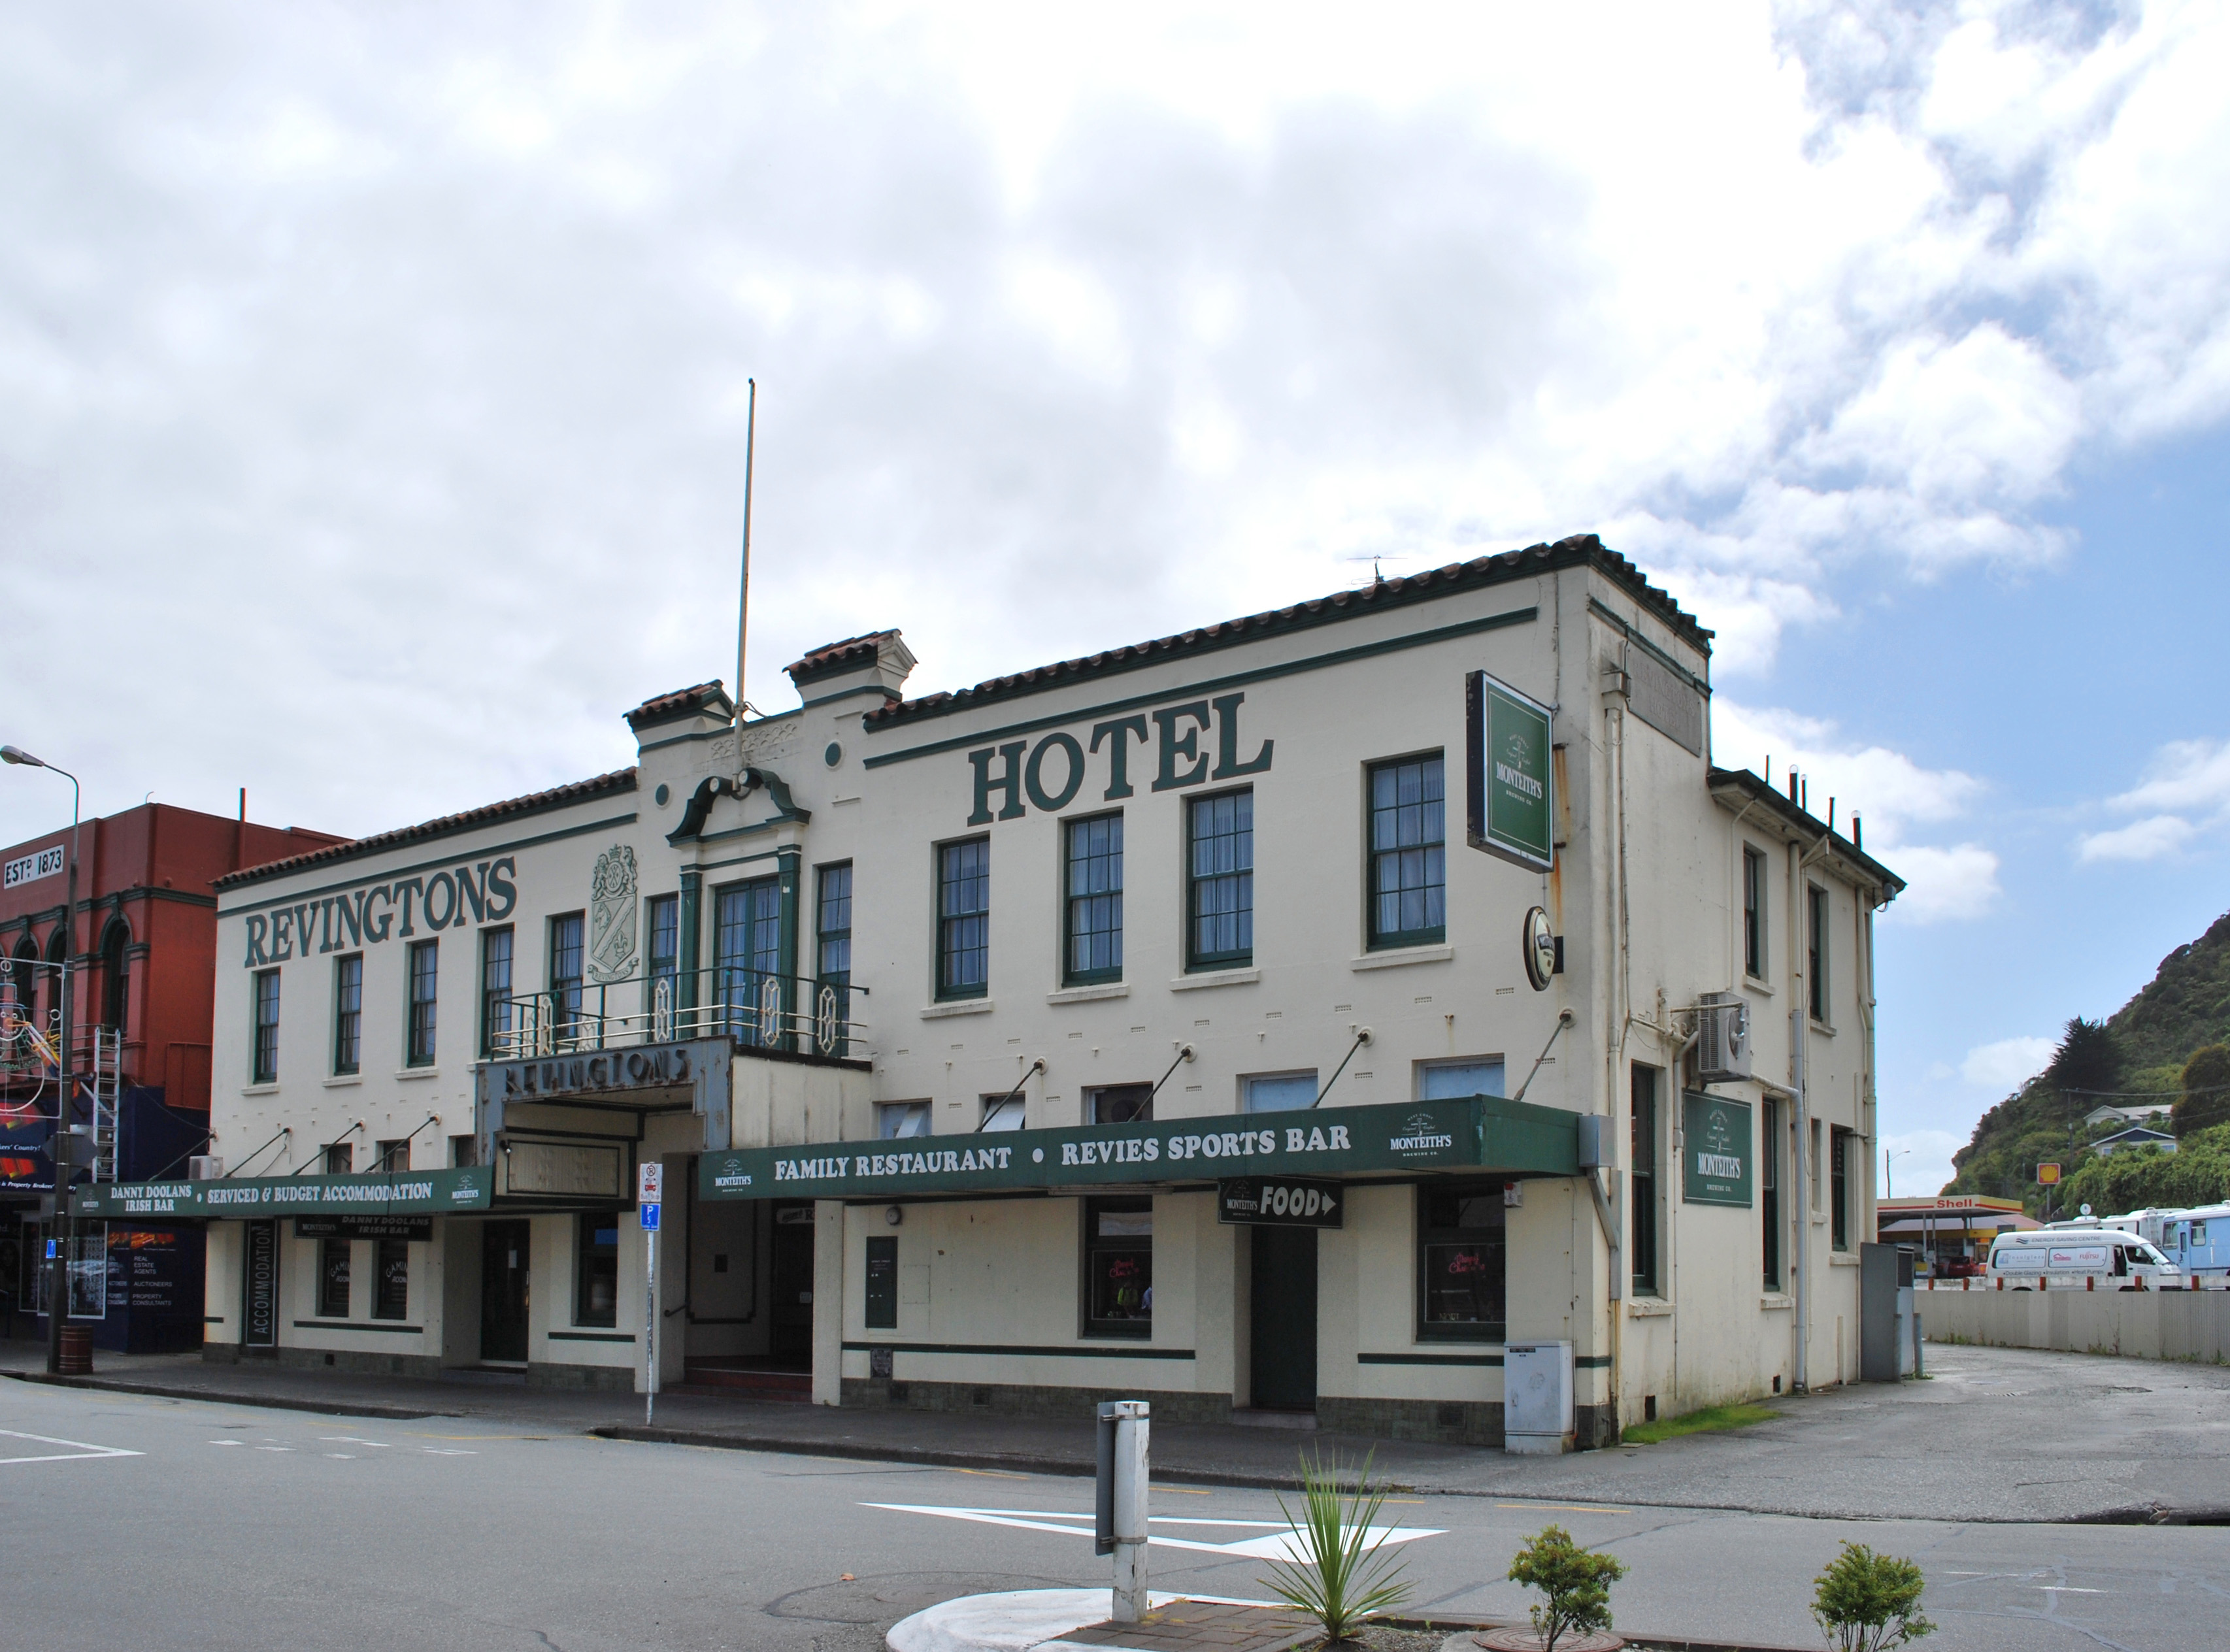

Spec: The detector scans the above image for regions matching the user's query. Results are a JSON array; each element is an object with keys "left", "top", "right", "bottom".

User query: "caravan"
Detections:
[
  {"left": 2163, "top": 1205, "right": 2230, "bottom": 1281},
  {"left": 1988, "top": 1227, "right": 2182, "bottom": 1289}
]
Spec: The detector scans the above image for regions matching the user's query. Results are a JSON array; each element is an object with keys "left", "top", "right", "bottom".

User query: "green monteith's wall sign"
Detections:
[
  {"left": 238, "top": 857, "right": 520, "bottom": 967},
  {"left": 1682, "top": 1091, "right": 1753, "bottom": 1207},
  {"left": 74, "top": 1167, "right": 493, "bottom": 1222},
  {"left": 1466, "top": 671, "right": 1555, "bottom": 872},
  {"left": 965, "top": 691, "right": 1273, "bottom": 827},
  {"left": 700, "top": 1095, "right": 1578, "bottom": 1202}
]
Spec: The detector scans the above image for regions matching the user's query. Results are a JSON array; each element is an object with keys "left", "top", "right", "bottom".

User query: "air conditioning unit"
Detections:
[
  {"left": 188, "top": 1155, "right": 223, "bottom": 1180},
  {"left": 1695, "top": 993, "right": 1752, "bottom": 1085}
]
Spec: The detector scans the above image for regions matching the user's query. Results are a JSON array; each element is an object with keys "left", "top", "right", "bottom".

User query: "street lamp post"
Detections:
[
  {"left": 1884, "top": 1147, "right": 1910, "bottom": 1200},
  {"left": 3, "top": 744, "right": 82, "bottom": 1376}
]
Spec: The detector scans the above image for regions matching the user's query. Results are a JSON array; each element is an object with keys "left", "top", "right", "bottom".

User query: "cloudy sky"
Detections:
[{"left": 4, "top": 1, "right": 2227, "bottom": 1192}]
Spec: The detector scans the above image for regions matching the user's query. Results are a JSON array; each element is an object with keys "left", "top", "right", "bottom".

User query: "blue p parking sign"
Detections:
[{"left": 639, "top": 1202, "right": 660, "bottom": 1231}]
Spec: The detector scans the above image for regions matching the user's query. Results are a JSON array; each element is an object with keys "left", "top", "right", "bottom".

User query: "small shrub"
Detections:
[
  {"left": 1257, "top": 1449, "right": 1413, "bottom": 1645},
  {"left": 1811, "top": 1542, "right": 1935, "bottom": 1652},
  {"left": 1506, "top": 1525, "right": 1625, "bottom": 1651}
]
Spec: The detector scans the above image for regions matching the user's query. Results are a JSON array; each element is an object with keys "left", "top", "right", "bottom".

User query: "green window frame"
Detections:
[
  {"left": 647, "top": 895, "right": 680, "bottom": 1023},
  {"left": 1367, "top": 753, "right": 1445, "bottom": 949},
  {"left": 1063, "top": 814, "right": 1123, "bottom": 987},
  {"left": 1742, "top": 846, "right": 1768, "bottom": 980},
  {"left": 1631, "top": 1065, "right": 1661, "bottom": 1295},
  {"left": 373, "top": 1238, "right": 409, "bottom": 1321},
  {"left": 1416, "top": 1180, "right": 1508, "bottom": 1342},
  {"left": 715, "top": 876, "right": 782, "bottom": 1040},
  {"left": 1082, "top": 1197, "right": 1153, "bottom": 1340},
  {"left": 405, "top": 939, "right": 438, "bottom": 1068},
  {"left": 1831, "top": 1127, "right": 1851, "bottom": 1251},
  {"left": 332, "top": 954, "right": 362, "bottom": 1076},
  {"left": 250, "top": 968, "right": 280, "bottom": 1084},
  {"left": 550, "top": 912, "right": 584, "bottom": 1039},
  {"left": 479, "top": 926, "right": 513, "bottom": 1059},
  {"left": 936, "top": 838, "right": 989, "bottom": 1000},
  {"left": 1762, "top": 1096, "right": 1782, "bottom": 1289},
  {"left": 1807, "top": 884, "right": 1829, "bottom": 1025},
  {"left": 1186, "top": 790, "right": 1252, "bottom": 971},
  {"left": 816, "top": 864, "right": 853, "bottom": 1055},
  {"left": 318, "top": 1237, "right": 351, "bottom": 1319}
]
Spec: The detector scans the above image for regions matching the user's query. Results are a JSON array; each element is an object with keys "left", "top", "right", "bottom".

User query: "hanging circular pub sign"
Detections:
[{"left": 1522, "top": 906, "right": 1557, "bottom": 992}]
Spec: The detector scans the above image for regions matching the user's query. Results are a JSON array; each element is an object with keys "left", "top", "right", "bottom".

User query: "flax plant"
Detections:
[{"left": 1258, "top": 1449, "right": 1414, "bottom": 1645}]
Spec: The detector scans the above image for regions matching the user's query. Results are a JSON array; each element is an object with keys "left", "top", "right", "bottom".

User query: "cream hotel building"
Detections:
[{"left": 93, "top": 535, "right": 1901, "bottom": 1449}]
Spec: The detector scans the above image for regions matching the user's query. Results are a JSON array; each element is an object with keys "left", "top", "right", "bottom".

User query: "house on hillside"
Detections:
[{"left": 2092, "top": 1125, "right": 2178, "bottom": 1157}]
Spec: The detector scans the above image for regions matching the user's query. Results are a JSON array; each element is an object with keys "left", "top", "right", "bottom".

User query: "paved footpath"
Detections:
[
  {"left": 2, "top": 1372, "right": 2223, "bottom": 1651},
  {"left": 8, "top": 1338, "right": 2229, "bottom": 1523}
]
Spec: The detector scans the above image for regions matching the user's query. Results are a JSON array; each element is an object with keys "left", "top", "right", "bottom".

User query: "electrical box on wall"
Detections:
[{"left": 1695, "top": 993, "right": 1752, "bottom": 1084}]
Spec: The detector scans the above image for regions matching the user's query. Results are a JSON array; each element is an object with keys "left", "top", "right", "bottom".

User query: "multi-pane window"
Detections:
[
  {"left": 376, "top": 1138, "right": 408, "bottom": 1174},
  {"left": 980, "top": 1091, "right": 1025, "bottom": 1131},
  {"left": 715, "top": 878, "right": 782, "bottom": 1042},
  {"left": 480, "top": 927, "right": 513, "bottom": 1058},
  {"left": 250, "top": 968, "right": 280, "bottom": 1084},
  {"left": 1807, "top": 885, "right": 1829, "bottom": 1024},
  {"left": 936, "top": 839, "right": 989, "bottom": 999},
  {"left": 318, "top": 1238, "right": 351, "bottom": 1318},
  {"left": 450, "top": 1134, "right": 478, "bottom": 1169},
  {"left": 816, "top": 865, "right": 852, "bottom": 983},
  {"left": 1064, "top": 815, "right": 1123, "bottom": 986},
  {"left": 646, "top": 895, "right": 679, "bottom": 1033},
  {"left": 1367, "top": 755, "right": 1445, "bottom": 948},
  {"left": 1088, "top": 1083, "right": 1153, "bottom": 1125},
  {"left": 405, "top": 940, "right": 438, "bottom": 1067},
  {"left": 1186, "top": 791, "right": 1253, "bottom": 970},
  {"left": 576, "top": 1214, "right": 618, "bottom": 1327},
  {"left": 1742, "top": 847, "right": 1768, "bottom": 980},
  {"left": 325, "top": 1142, "right": 354, "bottom": 1174},
  {"left": 1417, "top": 1181, "right": 1506, "bottom": 1340},
  {"left": 1761, "top": 1097, "right": 1782, "bottom": 1289},
  {"left": 550, "top": 914, "right": 584, "bottom": 1040},
  {"left": 332, "top": 955, "right": 362, "bottom": 1076},
  {"left": 1083, "top": 1198, "right": 1153, "bottom": 1338},
  {"left": 1631, "top": 1065, "right": 1660, "bottom": 1295},
  {"left": 374, "top": 1239, "right": 409, "bottom": 1321},
  {"left": 816, "top": 865, "right": 852, "bottom": 1054},
  {"left": 1831, "top": 1127, "right": 1850, "bottom": 1251}
]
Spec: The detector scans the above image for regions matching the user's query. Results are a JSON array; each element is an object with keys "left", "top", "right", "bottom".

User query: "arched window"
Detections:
[{"left": 100, "top": 919, "right": 131, "bottom": 1032}]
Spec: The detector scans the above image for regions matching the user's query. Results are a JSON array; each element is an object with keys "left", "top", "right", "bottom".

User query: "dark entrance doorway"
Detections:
[
  {"left": 769, "top": 1203, "right": 815, "bottom": 1368},
  {"left": 1250, "top": 1225, "right": 1318, "bottom": 1411},
  {"left": 480, "top": 1219, "right": 531, "bottom": 1363}
]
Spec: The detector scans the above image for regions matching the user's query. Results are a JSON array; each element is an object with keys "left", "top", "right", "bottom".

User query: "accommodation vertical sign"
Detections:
[
  {"left": 1466, "top": 672, "right": 1555, "bottom": 871},
  {"left": 242, "top": 1219, "right": 278, "bottom": 1347}
]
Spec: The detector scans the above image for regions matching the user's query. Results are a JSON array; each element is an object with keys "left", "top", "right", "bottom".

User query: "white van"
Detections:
[{"left": 1988, "top": 1228, "right": 2184, "bottom": 1289}]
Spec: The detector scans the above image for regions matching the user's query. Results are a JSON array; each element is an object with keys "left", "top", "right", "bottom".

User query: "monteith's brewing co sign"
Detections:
[
  {"left": 1682, "top": 1091, "right": 1753, "bottom": 1208},
  {"left": 1466, "top": 672, "right": 1554, "bottom": 871}
]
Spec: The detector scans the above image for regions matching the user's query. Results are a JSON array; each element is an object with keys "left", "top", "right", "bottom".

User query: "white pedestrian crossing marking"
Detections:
[
  {"left": 0, "top": 1429, "right": 144, "bottom": 1466},
  {"left": 861, "top": 1502, "right": 1442, "bottom": 1560}
]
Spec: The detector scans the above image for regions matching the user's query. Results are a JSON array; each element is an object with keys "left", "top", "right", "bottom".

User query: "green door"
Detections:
[{"left": 1250, "top": 1225, "right": 1318, "bottom": 1411}]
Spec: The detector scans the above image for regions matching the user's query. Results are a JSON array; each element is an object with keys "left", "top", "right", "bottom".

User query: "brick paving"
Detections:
[{"left": 1054, "top": 1598, "right": 1319, "bottom": 1651}]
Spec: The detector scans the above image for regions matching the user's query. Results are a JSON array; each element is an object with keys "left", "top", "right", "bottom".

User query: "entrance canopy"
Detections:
[{"left": 699, "top": 1094, "right": 1577, "bottom": 1203}]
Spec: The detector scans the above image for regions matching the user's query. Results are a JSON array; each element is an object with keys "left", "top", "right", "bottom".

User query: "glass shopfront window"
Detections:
[
  {"left": 576, "top": 1213, "right": 619, "bottom": 1329},
  {"left": 1417, "top": 1180, "right": 1506, "bottom": 1341},
  {"left": 1083, "top": 1198, "right": 1153, "bottom": 1339}
]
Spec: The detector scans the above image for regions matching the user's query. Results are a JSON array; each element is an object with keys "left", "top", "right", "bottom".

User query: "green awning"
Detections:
[
  {"left": 72, "top": 1166, "right": 492, "bottom": 1222},
  {"left": 699, "top": 1095, "right": 1577, "bottom": 1203}
]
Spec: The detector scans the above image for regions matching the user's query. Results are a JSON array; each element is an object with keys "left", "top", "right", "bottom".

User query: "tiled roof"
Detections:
[
  {"left": 863, "top": 535, "right": 1707, "bottom": 731},
  {"left": 214, "top": 768, "right": 640, "bottom": 891},
  {"left": 787, "top": 631, "right": 900, "bottom": 685},
  {"left": 625, "top": 681, "right": 734, "bottom": 731}
]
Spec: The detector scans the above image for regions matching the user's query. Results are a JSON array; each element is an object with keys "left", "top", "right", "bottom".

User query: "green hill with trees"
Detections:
[{"left": 1943, "top": 908, "right": 2230, "bottom": 1216}]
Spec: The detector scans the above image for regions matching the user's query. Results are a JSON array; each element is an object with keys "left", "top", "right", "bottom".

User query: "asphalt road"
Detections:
[{"left": 5, "top": 1379, "right": 2225, "bottom": 1652}]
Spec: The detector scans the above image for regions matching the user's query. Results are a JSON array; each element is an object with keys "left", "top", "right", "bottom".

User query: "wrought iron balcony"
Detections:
[{"left": 487, "top": 966, "right": 867, "bottom": 1062}]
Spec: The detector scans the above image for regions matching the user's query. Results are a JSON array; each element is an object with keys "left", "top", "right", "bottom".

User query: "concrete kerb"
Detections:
[{"left": 4, "top": 1369, "right": 452, "bottom": 1421}]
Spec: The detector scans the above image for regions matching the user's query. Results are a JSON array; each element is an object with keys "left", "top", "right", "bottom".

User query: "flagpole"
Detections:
[{"left": 736, "top": 378, "right": 756, "bottom": 728}]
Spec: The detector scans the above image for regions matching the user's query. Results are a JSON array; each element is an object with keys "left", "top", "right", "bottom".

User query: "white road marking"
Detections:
[
  {"left": 319, "top": 1437, "right": 390, "bottom": 1447},
  {"left": 0, "top": 1430, "right": 144, "bottom": 1466},
  {"left": 208, "top": 1440, "right": 245, "bottom": 1447},
  {"left": 421, "top": 1447, "right": 476, "bottom": 1456},
  {"left": 325, "top": 1453, "right": 358, "bottom": 1460},
  {"left": 254, "top": 1446, "right": 293, "bottom": 1453},
  {"left": 861, "top": 1502, "right": 1442, "bottom": 1561}
]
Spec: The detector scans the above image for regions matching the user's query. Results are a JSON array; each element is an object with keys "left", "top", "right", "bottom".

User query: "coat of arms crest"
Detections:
[{"left": 588, "top": 844, "right": 639, "bottom": 983}]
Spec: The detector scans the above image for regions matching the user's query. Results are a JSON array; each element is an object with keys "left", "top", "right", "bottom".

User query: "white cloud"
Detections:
[
  {"left": 1, "top": 3, "right": 2227, "bottom": 842},
  {"left": 1882, "top": 843, "right": 2005, "bottom": 924},
  {"left": 2078, "top": 814, "right": 2201, "bottom": 863},
  {"left": 2075, "top": 737, "right": 2230, "bottom": 863},
  {"left": 1881, "top": 1129, "right": 1967, "bottom": 1201},
  {"left": 1961, "top": 1035, "right": 2055, "bottom": 1092}
]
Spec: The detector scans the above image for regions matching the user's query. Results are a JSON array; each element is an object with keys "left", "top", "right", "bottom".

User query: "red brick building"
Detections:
[{"left": 3, "top": 802, "right": 346, "bottom": 1348}]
